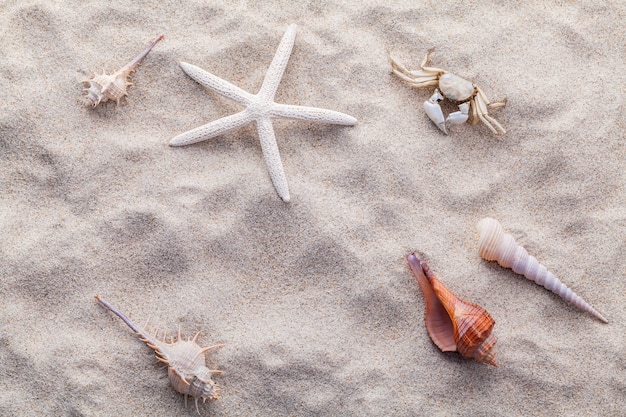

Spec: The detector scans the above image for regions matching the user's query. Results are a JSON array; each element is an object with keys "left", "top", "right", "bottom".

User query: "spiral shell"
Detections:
[
  {"left": 407, "top": 253, "right": 498, "bottom": 367},
  {"left": 83, "top": 35, "right": 163, "bottom": 108},
  {"left": 476, "top": 218, "right": 608, "bottom": 323},
  {"left": 95, "top": 295, "right": 223, "bottom": 413}
]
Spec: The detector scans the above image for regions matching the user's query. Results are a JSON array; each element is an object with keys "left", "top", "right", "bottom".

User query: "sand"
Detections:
[{"left": 0, "top": 1, "right": 624, "bottom": 416}]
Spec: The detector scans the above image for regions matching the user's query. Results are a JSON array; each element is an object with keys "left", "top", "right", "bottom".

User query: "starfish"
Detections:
[{"left": 170, "top": 24, "right": 357, "bottom": 203}]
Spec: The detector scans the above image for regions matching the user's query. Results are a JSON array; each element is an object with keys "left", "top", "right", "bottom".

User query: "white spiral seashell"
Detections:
[{"left": 477, "top": 218, "right": 608, "bottom": 323}]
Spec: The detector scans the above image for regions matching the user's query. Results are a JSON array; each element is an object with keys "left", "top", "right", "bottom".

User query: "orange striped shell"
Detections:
[{"left": 407, "top": 253, "right": 497, "bottom": 366}]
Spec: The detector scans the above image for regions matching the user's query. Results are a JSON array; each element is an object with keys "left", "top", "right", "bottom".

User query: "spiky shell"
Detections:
[
  {"left": 476, "top": 217, "right": 608, "bottom": 323},
  {"left": 407, "top": 254, "right": 497, "bottom": 366},
  {"left": 159, "top": 335, "right": 222, "bottom": 407},
  {"left": 95, "top": 295, "right": 223, "bottom": 413},
  {"left": 85, "top": 71, "right": 132, "bottom": 107},
  {"left": 83, "top": 35, "right": 163, "bottom": 108}
]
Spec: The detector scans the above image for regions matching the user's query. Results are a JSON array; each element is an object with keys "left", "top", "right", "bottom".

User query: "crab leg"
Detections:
[
  {"left": 472, "top": 96, "right": 504, "bottom": 135},
  {"left": 420, "top": 50, "right": 446, "bottom": 74},
  {"left": 476, "top": 86, "right": 507, "bottom": 108},
  {"left": 476, "top": 90, "right": 506, "bottom": 134},
  {"left": 388, "top": 54, "right": 441, "bottom": 87},
  {"left": 485, "top": 114, "right": 506, "bottom": 134},
  {"left": 473, "top": 96, "right": 498, "bottom": 134}
]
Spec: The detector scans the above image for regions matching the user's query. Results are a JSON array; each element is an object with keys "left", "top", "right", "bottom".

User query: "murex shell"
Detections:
[
  {"left": 95, "top": 295, "right": 223, "bottom": 413},
  {"left": 477, "top": 217, "right": 608, "bottom": 323},
  {"left": 407, "top": 253, "right": 498, "bottom": 367},
  {"left": 84, "top": 35, "right": 163, "bottom": 108}
]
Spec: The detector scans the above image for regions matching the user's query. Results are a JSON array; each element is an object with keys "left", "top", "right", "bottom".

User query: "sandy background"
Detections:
[{"left": 1, "top": 0, "right": 624, "bottom": 416}]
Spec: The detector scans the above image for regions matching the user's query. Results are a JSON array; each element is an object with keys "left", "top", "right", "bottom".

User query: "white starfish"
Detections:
[{"left": 170, "top": 24, "right": 357, "bottom": 203}]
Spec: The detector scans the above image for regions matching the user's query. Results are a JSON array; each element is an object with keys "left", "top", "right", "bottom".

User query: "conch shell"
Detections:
[
  {"left": 407, "top": 253, "right": 498, "bottom": 367},
  {"left": 477, "top": 217, "right": 608, "bottom": 323},
  {"left": 83, "top": 35, "right": 163, "bottom": 108}
]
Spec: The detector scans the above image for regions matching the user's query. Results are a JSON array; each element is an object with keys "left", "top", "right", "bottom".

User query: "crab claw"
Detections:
[
  {"left": 446, "top": 102, "right": 470, "bottom": 127},
  {"left": 423, "top": 90, "right": 447, "bottom": 134}
]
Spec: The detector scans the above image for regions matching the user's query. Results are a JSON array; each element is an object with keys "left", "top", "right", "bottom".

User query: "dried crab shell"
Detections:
[{"left": 407, "top": 253, "right": 498, "bottom": 367}]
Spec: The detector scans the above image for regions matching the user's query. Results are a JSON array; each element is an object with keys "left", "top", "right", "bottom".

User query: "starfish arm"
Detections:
[
  {"left": 257, "top": 24, "right": 297, "bottom": 102},
  {"left": 170, "top": 110, "right": 252, "bottom": 146},
  {"left": 180, "top": 62, "right": 254, "bottom": 106},
  {"left": 271, "top": 103, "right": 357, "bottom": 125},
  {"left": 256, "top": 116, "right": 290, "bottom": 202}
]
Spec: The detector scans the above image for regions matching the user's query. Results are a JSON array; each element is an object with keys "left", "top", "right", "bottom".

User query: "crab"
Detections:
[{"left": 389, "top": 50, "right": 507, "bottom": 135}]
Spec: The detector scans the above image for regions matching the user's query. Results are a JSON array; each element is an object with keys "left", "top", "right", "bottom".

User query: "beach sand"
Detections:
[{"left": 0, "top": 1, "right": 624, "bottom": 415}]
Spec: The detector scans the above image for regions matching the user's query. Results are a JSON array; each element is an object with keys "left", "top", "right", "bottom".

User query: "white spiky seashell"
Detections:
[
  {"left": 95, "top": 295, "right": 224, "bottom": 413},
  {"left": 83, "top": 35, "right": 163, "bottom": 108},
  {"left": 476, "top": 218, "right": 608, "bottom": 323}
]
